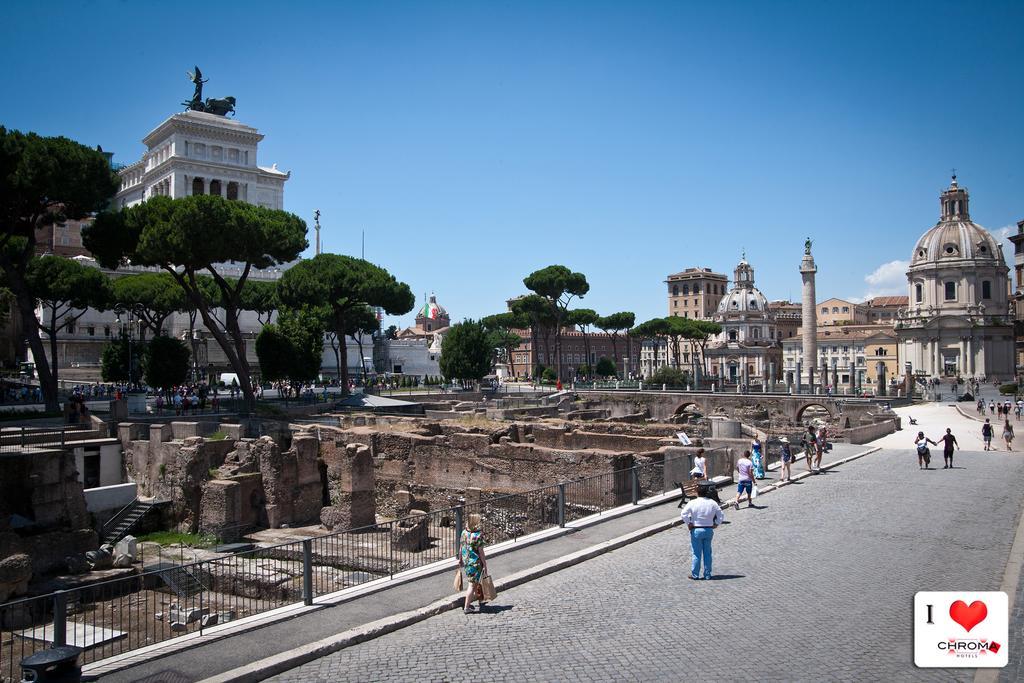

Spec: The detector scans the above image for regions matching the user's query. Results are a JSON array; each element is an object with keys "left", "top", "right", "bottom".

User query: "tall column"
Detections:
[
  {"left": 934, "top": 340, "right": 942, "bottom": 376},
  {"left": 959, "top": 338, "right": 967, "bottom": 376},
  {"left": 967, "top": 337, "right": 974, "bottom": 376},
  {"left": 800, "top": 241, "right": 818, "bottom": 388}
]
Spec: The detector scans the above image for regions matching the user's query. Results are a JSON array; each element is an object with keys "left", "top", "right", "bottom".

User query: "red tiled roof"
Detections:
[{"left": 867, "top": 295, "right": 908, "bottom": 306}]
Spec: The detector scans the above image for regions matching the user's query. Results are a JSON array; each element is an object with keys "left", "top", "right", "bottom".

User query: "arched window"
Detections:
[
  {"left": 682, "top": 284, "right": 689, "bottom": 295},
  {"left": 672, "top": 285, "right": 678, "bottom": 296},
  {"left": 192, "top": 177, "right": 204, "bottom": 195},
  {"left": 728, "top": 330, "right": 738, "bottom": 341},
  {"left": 751, "top": 327, "right": 760, "bottom": 339},
  {"left": 749, "top": 300, "right": 758, "bottom": 310},
  {"left": 227, "top": 182, "right": 239, "bottom": 200},
  {"left": 209, "top": 180, "right": 222, "bottom": 196},
  {"left": 693, "top": 284, "right": 701, "bottom": 294}
]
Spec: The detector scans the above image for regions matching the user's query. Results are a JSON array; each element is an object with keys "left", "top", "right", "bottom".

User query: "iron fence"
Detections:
[
  {"left": 0, "top": 451, "right": 694, "bottom": 682},
  {"left": 0, "top": 425, "right": 91, "bottom": 454}
]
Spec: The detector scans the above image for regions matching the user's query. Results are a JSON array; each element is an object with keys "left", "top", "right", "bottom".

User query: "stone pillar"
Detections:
[
  {"left": 769, "top": 362, "right": 776, "bottom": 391},
  {"left": 959, "top": 338, "right": 967, "bottom": 377},
  {"left": 934, "top": 340, "right": 942, "bottom": 377},
  {"left": 800, "top": 244, "right": 818, "bottom": 388},
  {"left": 849, "top": 362, "right": 856, "bottom": 393},
  {"left": 967, "top": 337, "right": 974, "bottom": 376},
  {"left": 322, "top": 443, "right": 376, "bottom": 530},
  {"left": 795, "top": 361, "right": 802, "bottom": 394}
]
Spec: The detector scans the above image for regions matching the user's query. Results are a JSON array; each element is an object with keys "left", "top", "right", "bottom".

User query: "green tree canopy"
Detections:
[
  {"left": 111, "top": 272, "right": 188, "bottom": 337},
  {"left": 101, "top": 334, "right": 142, "bottom": 384},
  {"left": 595, "top": 357, "right": 616, "bottom": 377},
  {"left": 278, "top": 254, "right": 413, "bottom": 393},
  {"left": 482, "top": 312, "right": 527, "bottom": 378},
  {"left": 440, "top": 319, "right": 494, "bottom": 384},
  {"left": 595, "top": 311, "right": 635, "bottom": 378},
  {"left": 26, "top": 255, "right": 113, "bottom": 393},
  {"left": 238, "top": 278, "right": 279, "bottom": 327},
  {"left": 523, "top": 265, "right": 589, "bottom": 381},
  {"left": 84, "top": 194, "right": 308, "bottom": 408},
  {"left": 143, "top": 335, "right": 191, "bottom": 391},
  {"left": 510, "top": 293, "right": 557, "bottom": 378},
  {"left": 255, "top": 306, "right": 325, "bottom": 384},
  {"left": 0, "top": 127, "right": 119, "bottom": 410}
]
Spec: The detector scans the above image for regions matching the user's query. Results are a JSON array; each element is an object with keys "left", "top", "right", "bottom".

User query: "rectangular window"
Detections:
[
  {"left": 842, "top": 306, "right": 849, "bottom": 313},
  {"left": 915, "top": 283, "right": 923, "bottom": 303},
  {"left": 944, "top": 282, "right": 956, "bottom": 301},
  {"left": 104, "top": 326, "right": 111, "bottom": 338},
  {"left": 87, "top": 326, "right": 95, "bottom": 336},
  {"left": 982, "top": 281, "right": 992, "bottom": 299},
  {"left": 67, "top": 322, "right": 75, "bottom": 335},
  {"left": 821, "top": 307, "right": 828, "bottom": 314}
]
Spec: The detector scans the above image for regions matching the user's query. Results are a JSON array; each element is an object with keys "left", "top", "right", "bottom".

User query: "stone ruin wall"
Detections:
[{"left": 0, "top": 448, "right": 97, "bottom": 602}]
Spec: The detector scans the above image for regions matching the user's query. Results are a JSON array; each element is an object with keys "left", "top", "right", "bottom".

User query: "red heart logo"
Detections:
[{"left": 949, "top": 600, "right": 987, "bottom": 632}]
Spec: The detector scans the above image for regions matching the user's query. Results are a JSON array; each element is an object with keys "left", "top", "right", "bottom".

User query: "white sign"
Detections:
[
  {"left": 675, "top": 432, "right": 691, "bottom": 446},
  {"left": 913, "top": 591, "right": 1008, "bottom": 668}
]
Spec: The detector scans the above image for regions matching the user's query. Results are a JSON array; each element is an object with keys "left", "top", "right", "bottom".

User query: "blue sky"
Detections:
[{"left": 3, "top": 1, "right": 1022, "bottom": 329}]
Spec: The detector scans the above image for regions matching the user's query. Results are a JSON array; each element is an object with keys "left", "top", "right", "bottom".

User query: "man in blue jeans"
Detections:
[{"left": 680, "top": 484, "right": 725, "bottom": 580}]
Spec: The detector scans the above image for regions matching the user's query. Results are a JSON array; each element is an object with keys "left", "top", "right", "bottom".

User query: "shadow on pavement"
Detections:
[
  {"left": 708, "top": 574, "right": 745, "bottom": 581},
  {"left": 480, "top": 604, "right": 514, "bottom": 615}
]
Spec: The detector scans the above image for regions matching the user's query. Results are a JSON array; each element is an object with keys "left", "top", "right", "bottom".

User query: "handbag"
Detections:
[
  {"left": 453, "top": 568, "right": 463, "bottom": 592},
  {"left": 479, "top": 574, "right": 497, "bottom": 601}
]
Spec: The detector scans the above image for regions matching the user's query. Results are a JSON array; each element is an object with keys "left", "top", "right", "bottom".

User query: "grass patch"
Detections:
[
  {"left": 207, "top": 430, "right": 227, "bottom": 441},
  {"left": 135, "top": 531, "right": 219, "bottom": 547},
  {"left": 208, "top": 467, "right": 221, "bottom": 479}
]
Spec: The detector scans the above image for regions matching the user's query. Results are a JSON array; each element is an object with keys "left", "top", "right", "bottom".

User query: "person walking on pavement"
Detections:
[
  {"left": 916, "top": 431, "right": 937, "bottom": 469},
  {"left": 1003, "top": 419, "right": 1015, "bottom": 451},
  {"left": 750, "top": 437, "right": 766, "bottom": 479},
  {"left": 734, "top": 451, "right": 755, "bottom": 508},
  {"left": 801, "top": 424, "right": 816, "bottom": 473},
  {"left": 693, "top": 448, "right": 708, "bottom": 479},
  {"left": 779, "top": 436, "right": 793, "bottom": 482},
  {"left": 458, "top": 514, "right": 488, "bottom": 613},
  {"left": 989, "top": 400, "right": 996, "bottom": 415},
  {"left": 814, "top": 425, "right": 827, "bottom": 471},
  {"left": 680, "top": 483, "right": 724, "bottom": 581},
  {"left": 982, "top": 419, "right": 994, "bottom": 451},
  {"left": 938, "top": 428, "right": 959, "bottom": 469}
]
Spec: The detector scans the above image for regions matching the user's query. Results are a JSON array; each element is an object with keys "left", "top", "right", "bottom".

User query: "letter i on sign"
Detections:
[{"left": 926, "top": 604, "right": 933, "bottom": 624}]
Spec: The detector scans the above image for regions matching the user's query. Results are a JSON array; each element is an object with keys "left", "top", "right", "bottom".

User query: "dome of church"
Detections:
[
  {"left": 715, "top": 255, "right": 772, "bottom": 318},
  {"left": 417, "top": 294, "right": 448, "bottom": 321},
  {"left": 717, "top": 285, "right": 770, "bottom": 315},
  {"left": 910, "top": 177, "right": 1005, "bottom": 267}
]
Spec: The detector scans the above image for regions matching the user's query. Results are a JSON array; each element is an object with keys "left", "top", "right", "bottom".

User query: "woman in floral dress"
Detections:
[
  {"left": 750, "top": 437, "right": 766, "bottom": 479},
  {"left": 459, "top": 513, "right": 488, "bottom": 613}
]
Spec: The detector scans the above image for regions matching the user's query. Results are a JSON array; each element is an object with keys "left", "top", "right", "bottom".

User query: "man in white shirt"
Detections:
[{"left": 680, "top": 484, "right": 725, "bottom": 580}]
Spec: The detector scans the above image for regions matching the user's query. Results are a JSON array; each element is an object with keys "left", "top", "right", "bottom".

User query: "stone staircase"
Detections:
[{"left": 100, "top": 499, "right": 154, "bottom": 546}]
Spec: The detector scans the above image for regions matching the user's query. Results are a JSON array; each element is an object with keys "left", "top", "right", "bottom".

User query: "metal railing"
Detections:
[
  {"left": 0, "top": 452, "right": 690, "bottom": 681},
  {"left": 0, "top": 425, "right": 91, "bottom": 454}
]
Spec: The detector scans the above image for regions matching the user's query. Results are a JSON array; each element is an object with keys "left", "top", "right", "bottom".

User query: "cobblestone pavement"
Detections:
[{"left": 269, "top": 447, "right": 1024, "bottom": 683}]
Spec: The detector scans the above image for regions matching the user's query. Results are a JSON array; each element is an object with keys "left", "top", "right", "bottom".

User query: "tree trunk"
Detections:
[
  {"left": 554, "top": 326, "right": 563, "bottom": 381},
  {"left": 176, "top": 272, "right": 255, "bottom": 411},
  {"left": 334, "top": 312, "right": 351, "bottom": 395},
  {"left": 582, "top": 329, "right": 591, "bottom": 378},
  {"left": 329, "top": 334, "right": 341, "bottom": 380},
  {"left": 13, "top": 278, "right": 60, "bottom": 411},
  {"left": 355, "top": 333, "right": 366, "bottom": 383}
]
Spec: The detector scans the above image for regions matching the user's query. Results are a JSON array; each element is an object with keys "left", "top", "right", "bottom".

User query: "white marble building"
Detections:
[
  {"left": 895, "top": 177, "right": 1014, "bottom": 380},
  {"left": 31, "top": 104, "right": 298, "bottom": 383},
  {"left": 115, "top": 110, "right": 288, "bottom": 209}
]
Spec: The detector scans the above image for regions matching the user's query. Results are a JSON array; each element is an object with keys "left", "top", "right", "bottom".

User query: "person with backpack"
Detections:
[
  {"left": 982, "top": 419, "right": 994, "bottom": 451},
  {"left": 915, "top": 431, "right": 937, "bottom": 470}
]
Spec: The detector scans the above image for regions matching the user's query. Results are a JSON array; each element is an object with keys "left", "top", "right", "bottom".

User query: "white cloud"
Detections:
[{"left": 853, "top": 259, "right": 909, "bottom": 301}]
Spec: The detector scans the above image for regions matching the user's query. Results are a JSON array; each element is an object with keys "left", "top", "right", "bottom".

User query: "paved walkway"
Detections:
[
  {"left": 270, "top": 445, "right": 1024, "bottom": 682},
  {"left": 95, "top": 445, "right": 863, "bottom": 682}
]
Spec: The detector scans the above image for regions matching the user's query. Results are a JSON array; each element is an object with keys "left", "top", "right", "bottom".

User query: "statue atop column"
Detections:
[
  {"left": 804, "top": 237, "right": 812, "bottom": 255},
  {"left": 182, "top": 66, "right": 237, "bottom": 117}
]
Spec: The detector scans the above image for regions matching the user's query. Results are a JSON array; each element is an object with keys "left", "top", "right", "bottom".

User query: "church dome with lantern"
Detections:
[
  {"left": 414, "top": 294, "right": 450, "bottom": 333},
  {"left": 896, "top": 176, "right": 1013, "bottom": 380}
]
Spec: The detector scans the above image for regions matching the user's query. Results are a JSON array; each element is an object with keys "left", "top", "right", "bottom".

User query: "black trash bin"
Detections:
[{"left": 20, "top": 645, "right": 82, "bottom": 683}]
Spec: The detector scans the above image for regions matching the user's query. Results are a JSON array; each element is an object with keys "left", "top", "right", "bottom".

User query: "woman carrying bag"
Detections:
[{"left": 457, "top": 513, "right": 493, "bottom": 613}]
